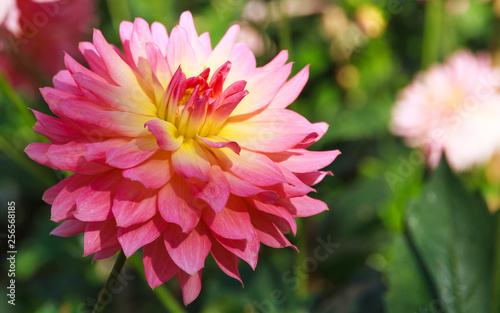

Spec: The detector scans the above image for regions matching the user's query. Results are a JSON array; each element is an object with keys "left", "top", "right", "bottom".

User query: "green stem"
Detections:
[
  {"left": 128, "top": 253, "right": 188, "bottom": 313},
  {"left": 421, "top": 0, "right": 444, "bottom": 68},
  {"left": 92, "top": 251, "right": 127, "bottom": 313},
  {"left": 105, "top": 0, "right": 131, "bottom": 32},
  {"left": 492, "top": 212, "right": 500, "bottom": 313},
  {"left": 0, "top": 71, "right": 36, "bottom": 129}
]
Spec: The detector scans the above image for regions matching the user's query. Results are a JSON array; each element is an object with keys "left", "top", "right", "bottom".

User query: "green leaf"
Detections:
[
  {"left": 406, "top": 158, "right": 496, "bottom": 313},
  {"left": 384, "top": 235, "right": 433, "bottom": 313}
]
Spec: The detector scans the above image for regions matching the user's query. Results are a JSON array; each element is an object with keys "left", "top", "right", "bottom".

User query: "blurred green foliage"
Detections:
[{"left": 1, "top": 0, "right": 500, "bottom": 312}]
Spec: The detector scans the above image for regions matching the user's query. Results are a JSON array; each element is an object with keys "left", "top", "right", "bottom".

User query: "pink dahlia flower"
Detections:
[
  {"left": 26, "top": 12, "right": 339, "bottom": 304},
  {"left": 391, "top": 50, "right": 500, "bottom": 171},
  {"left": 0, "top": 0, "right": 96, "bottom": 92}
]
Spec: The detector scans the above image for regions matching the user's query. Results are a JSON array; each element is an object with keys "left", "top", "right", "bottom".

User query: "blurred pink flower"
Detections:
[
  {"left": 25, "top": 12, "right": 339, "bottom": 304},
  {"left": 391, "top": 50, "right": 500, "bottom": 171},
  {"left": 0, "top": 0, "right": 97, "bottom": 92}
]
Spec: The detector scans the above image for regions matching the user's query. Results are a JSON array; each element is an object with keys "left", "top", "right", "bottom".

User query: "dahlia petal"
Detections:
[
  {"left": 119, "top": 21, "right": 134, "bottom": 62},
  {"left": 280, "top": 196, "right": 329, "bottom": 217},
  {"left": 50, "top": 220, "right": 86, "bottom": 237},
  {"left": 73, "top": 172, "right": 122, "bottom": 222},
  {"left": 268, "top": 65, "right": 309, "bottom": 109},
  {"left": 93, "top": 29, "right": 150, "bottom": 99},
  {"left": 51, "top": 174, "right": 99, "bottom": 222},
  {"left": 146, "top": 42, "right": 170, "bottom": 89},
  {"left": 220, "top": 109, "right": 320, "bottom": 153},
  {"left": 198, "top": 136, "right": 241, "bottom": 155},
  {"left": 205, "top": 25, "right": 239, "bottom": 74},
  {"left": 79, "top": 41, "right": 114, "bottom": 82},
  {"left": 106, "top": 136, "right": 159, "bottom": 169},
  {"left": 164, "top": 224, "right": 211, "bottom": 275},
  {"left": 112, "top": 179, "right": 158, "bottom": 228},
  {"left": 171, "top": 139, "right": 211, "bottom": 181},
  {"left": 52, "top": 70, "right": 82, "bottom": 95},
  {"left": 83, "top": 219, "right": 119, "bottom": 256},
  {"left": 296, "top": 171, "right": 333, "bottom": 186},
  {"left": 212, "top": 148, "right": 287, "bottom": 187},
  {"left": 143, "top": 238, "right": 178, "bottom": 289},
  {"left": 47, "top": 141, "right": 111, "bottom": 174},
  {"left": 176, "top": 270, "right": 203, "bottom": 305},
  {"left": 72, "top": 72, "right": 156, "bottom": 115},
  {"left": 129, "top": 18, "right": 154, "bottom": 70},
  {"left": 203, "top": 196, "right": 255, "bottom": 240},
  {"left": 214, "top": 234, "right": 260, "bottom": 270},
  {"left": 31, "top": 109, "right": 81, "bottom": 143},
  {"left": 118, "top": 215, "right": 168, "bottom": 257},
  {"left": 198, "top": 32, "right": 212, "bottom": 53},
  {"left": 248, "top": 199, "right": 297, "bottom": 235},
  {"left": 43, "top": 175, "right": 71, "bottom": 205},
  {"left": 229, "top": 63, "right": 292, "bottom": 116},
  {"left": 93, "top": 245, "right": 121, "bottom": 261},
  {"left": 226, "top": 43, "right": 256, "bottom": 85},
  {"left": 145, "top": 119, "right": 183, "bottom": 151},
  {"left": 80, "top": 109, "right": 153, "bottom": 137},
  {"left": 248, "top": 207, "right": 296, "bottom": 250},
  {"left": 210, "top": 238, "right": 242, "bottom": 284},
  {"left": 223, "top": 172, "right": 279, "bottom": 203},
  {"left": 25, "top": 143, "right": 54, "bottom": 168},
  {"left": 158, "top": 175, "right": 202, "bottom": 233},
  {"left": 186, "top": 165, "right": 230, "bottom": 214},
  {"left": 84, "top": 138, "right": 130, "bottom": 164},
  {"left": 167, "top": 26, "right": 197, "bottom": 77},
  {"left": 179, "top": 11, "right": 208, "bottom": 65},
  {"left": 122, "top": 151, "right": 173, "bottom": 189},
  {"left": 267, "top": 149, "right": 340, "bottom": 173},
  {"left": 64, "top": 53, "right": 106, "bottom": 83},
  {"left": 294, "top": 122, "right": 329, "bottom": 149},
  {"left": 270, "top": 163, "right": 315, "bottom": 198},
  {"left": 260, "top": 50, "right": 289, "bottom": 71},
  {"left": 151, "top": 22, "right": 169, "bottom": 55}
]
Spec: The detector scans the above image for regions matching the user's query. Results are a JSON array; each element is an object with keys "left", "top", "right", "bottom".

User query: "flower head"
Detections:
[
  {"left": 0, "top": 0, "right": 97, "bottom": 92},
  {"left": 391, "top": 50, "right": 500, "bottom": 171},
  {"left": 26, "top": 12, "right": 339, "bottom": 304}
]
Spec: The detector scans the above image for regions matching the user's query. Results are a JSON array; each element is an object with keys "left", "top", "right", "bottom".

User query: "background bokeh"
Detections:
[{"left": 1, "top": 0, "right": 499, "bottom": 312}]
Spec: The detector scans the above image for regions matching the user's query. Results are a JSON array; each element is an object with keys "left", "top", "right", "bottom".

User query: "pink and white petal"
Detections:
[
  {"left": 171, "top": 139, "right": 211, "bottom": 181},
  {"left": 229, "top": 63, "right": 292, "bottom": 116},
  {"left": 202, "top": 196, "right": 256, "bottom": 240},
  {"left": 266, "top": 149, "right": 340, "bottom": 173},
  {"left": 294, "top": 122, "right": 329, "bottom": 149},
  {"left": 225, "top": 43, "right": 256, "bottom": 85},
  {"left": 220, "top": 109, "right": 320, "bottom": 153},
  {"left": 179, "top": 11, "right": 209, "bottom": 65},
  {"left": 157, "top": 175, "right": 202, "bottom": 233},
  {"left": 151, "top": 22, "right": 169, "bottom": 55},
  {"left": 129, "top": 18, "right": 154, "bottom": 70},
  {"left": 296, "top": 171, "right": 332, "bottom": 186},
  {"left": 25, "top": 143, "right": 54, "bottom": 169},
  {"left": 83, "top": 219, "right": 120, "bottom": 256},
  {"left": 167, "top": 26, "right": 198, "bottom": 77},
  {"left": 146, "top": 42, "right": 170, "bottom": 89},
  {"left": 198, "top": 32, "right": 212, "bottom": 54},
  {"left": 119, "top": 21, "right": 134, "bottom": 62},
  {"left": 267, "top": 65, "right": 309, "bottom": 109},
  {"left": 79, "top": 41, "right": 114, "bottom": 82},
  {"left": 210, "top": 238, "right": 242, "bottom": 284},
  {"left": 122, "top": 151, "right": 172, "bottom": 189},
  {"left": 145, "top": 119, "right": 183, "bottom": 151},
  {"left": 52, "top": 70, "right": 82, "bottom": 96},
  {"left": 213, "top": 233, "right": 260, "bottom": 270},
  {"left": 47, "top": 141, "right": 111, "bottom": 175},
  {"left": 248, "top": 207, "right": 296, "bottom": 250},
  {"left": 73, "top": 172, "right": 122, "bottom": 222},
  {"left": 84, "top": 138, "right": 130, "bottom": 164},
  {"left": 112, "top": 179, "right": 158, "bottom": 228},
  {"left": 106, "top": 136, "right": 159, "bottom": 169},
  {"left": 186, "top": 164, "right": 230, "bottom": 213},
  {"left": 118, "top": 215, "right": 168, "bottom": 257},
  {"left": 198, "top": 135, "right": 241, "bottom": 155},
  {"left": 143, "top": 238, "right": 178, "bottom": 289},
  {"left": 212, "top": 148, "right": 287, "bottom": 187},
  {"left": 93, "top": 245, "right": 121, "bottom": 261},
  {"left": 51, "top": 174, "right": 99, "bottom": 222},
  {"left": 247, "top": 199, "right": 297, "bottom": 235},
  {"left": 80, "top": 109, "right": 153, "bottom": 137},
  {"left": 267, "top": 163, "right": 315, "bottom": 198},
  {"left": 50, "top": 220, "right": 87, "bottom": 237},
  {"left": 205, "top": 25, "right": 239, "bottom": 76},
  {"left": 176, "top": 270, "right": 202, "bottom": 305},
  {"left": 31, "top": 109, "right": 81, "bottom": 143},
  {"left": 223, "top": 171, "right": 279, "bottom": 203},
  {"left": 279, "top": 196, "right": 329, "bottom": 217},
  {"left": 164, "top": 223, "right": 211, "bottom": 275}
]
